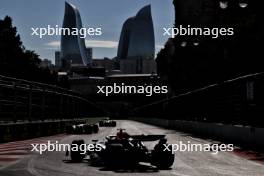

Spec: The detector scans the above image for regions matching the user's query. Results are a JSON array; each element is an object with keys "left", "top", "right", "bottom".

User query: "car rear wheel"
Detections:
[
  {"left": 93, "top": 124, "right": 99, "bottom": 133},
  {"left": 151, "top": 143, "right": 174, "bottom": 169},
  {"left": 70, "top": 139, "right": 85, "bottom": 162}
]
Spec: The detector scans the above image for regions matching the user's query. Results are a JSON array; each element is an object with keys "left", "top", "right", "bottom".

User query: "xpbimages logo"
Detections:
[
  {"left": 31, "top": 141, "right": 103, "bottom": 154},
  {"left": 163, "top": 141, "right": 234, "bottom": 154},
  {"left": 97, "top": 83, "right": 168, "bottom": 96},
  {"left": 31, "top": 25, "right": 102, "bottom": 38},
  {"left": 163, "top": 25, "right": 234, "bottom": 39}
]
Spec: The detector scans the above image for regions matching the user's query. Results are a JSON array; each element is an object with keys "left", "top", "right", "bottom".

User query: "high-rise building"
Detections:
[
  {"left": 117, "top": 5, "right": 155, "bottom": 60},
  {"left": 116, "top": 5, "right": 156, "bottom": 74},
  {"left": 60, "top": 2, "right": 91, "bottom": 67},
  {"left": 55, "top": 51, "right": 61, "bottom": 67},
  {"left": 40, "top": 59, "right": 52, "bottom": 68},
  {"left": 85, "top": 48, "right": 93, "bottom": 64}
]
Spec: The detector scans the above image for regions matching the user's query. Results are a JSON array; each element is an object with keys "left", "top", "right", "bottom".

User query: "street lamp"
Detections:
[
  {"left": 180, "top": 41, "right": 187, "bottom": 47},
  {"left": 219, "top": 1, "right": 228, "bottom": 9},
  {"left": 239, "top": 2, "right": 248, "bottom": 8},
  {"left": 193, "top": 42, "right": 199, "bottom": 46}
]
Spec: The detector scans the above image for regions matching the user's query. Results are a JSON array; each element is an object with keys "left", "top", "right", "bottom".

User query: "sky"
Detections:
[{"left": 0, "top": 0, "right": 174, "bottom": 63}]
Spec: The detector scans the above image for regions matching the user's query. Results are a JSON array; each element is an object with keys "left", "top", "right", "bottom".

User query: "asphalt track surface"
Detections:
[{"left": 1, "top": 120, "right": 264, "bottom": 176}]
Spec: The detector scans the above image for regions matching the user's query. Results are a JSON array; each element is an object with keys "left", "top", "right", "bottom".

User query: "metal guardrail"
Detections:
[
  {"left": 132, "top": 72, "right": 264, "bottom": 127},
  {"left": 0, "top": 75, "right": 104, "bottom": 123}
]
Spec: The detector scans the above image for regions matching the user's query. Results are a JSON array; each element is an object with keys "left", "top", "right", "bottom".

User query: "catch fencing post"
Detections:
[
  {"left": 28, "top": 85, "right": 32, "bottom": 121},
  {"left": 13, "top": 82, "right": 17, "bottom": 123},
  {"left": 41, "top": 88, "right": 46, "bottom": 121}
]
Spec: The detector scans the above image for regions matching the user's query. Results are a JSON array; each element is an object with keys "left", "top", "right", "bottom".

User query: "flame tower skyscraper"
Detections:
[
  {"left": 60, "top": 2, "right": 90, "bottom": 66},
  {"left": 117, "top": 5, "right": 155, "bottom": 60}
]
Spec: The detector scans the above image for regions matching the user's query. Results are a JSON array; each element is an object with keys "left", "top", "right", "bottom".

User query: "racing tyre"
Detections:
[
  {"left": 84, "top": 125, "right": 93, "bottom": 134},
  {"left": 151, "top": 143, "right": 174, "bottom": 169},
  {"left": 99, "top": 121, "right": 104, "bottom": 127},
  {"left": 111, "top": 121, "right": 117, "bottom": 127},
  {"left": 70, "top": 139, "right": 85, "bottom": 162},
  {"left": 92, "top": 124, "right": 99, "bottom": 133}
]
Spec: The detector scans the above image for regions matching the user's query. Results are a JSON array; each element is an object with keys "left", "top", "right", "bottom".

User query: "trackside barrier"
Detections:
[
  {"left": 0, "top": 118, "right": 104, "bottom": 143},
  {"left": 132, "top": 72, "right": 264, "bottom": 128},
  {"left": 0, "top": 75, "right": 106, "bottom": 122}
]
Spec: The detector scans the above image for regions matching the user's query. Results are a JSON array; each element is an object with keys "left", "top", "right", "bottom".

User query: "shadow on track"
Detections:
[
  {"left": 63, "top": 159, "right": 168, "bottom": 173},
  {"left": 98, "top": 163, "right": 161, "bottom": 173}
]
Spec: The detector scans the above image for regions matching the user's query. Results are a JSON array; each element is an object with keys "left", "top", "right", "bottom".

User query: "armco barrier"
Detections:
[
  {"left": 132, "top": 73, "right": 264, "bottom": 128},
  {"left": 132, "top": 117, "right": 264, "bottom": 150},
  {"left": 0, "top": 118, "right": 103, "bottom": 143}
]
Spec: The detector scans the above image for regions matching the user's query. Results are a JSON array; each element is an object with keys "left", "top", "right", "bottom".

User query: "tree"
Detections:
[{"left": 0, "top": 16, "right": 58, "bottom": 84}]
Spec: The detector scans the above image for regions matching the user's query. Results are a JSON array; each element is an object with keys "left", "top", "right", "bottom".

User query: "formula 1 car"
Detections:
[
  {"left": 67, "top": 129, "right": 174, "bottom": 169},
  {"left": 66, "top": 123, "right": 99, "bottom": 134},
  {"left": 99, "top": 119, "right": 116, "bottom": 127}
]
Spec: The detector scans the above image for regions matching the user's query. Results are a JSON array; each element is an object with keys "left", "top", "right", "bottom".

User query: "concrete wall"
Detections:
[{"left": 132, "top": 117, "right": 264, "bottom": 149}]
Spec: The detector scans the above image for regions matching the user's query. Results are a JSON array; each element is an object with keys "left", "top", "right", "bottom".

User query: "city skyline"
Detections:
[{"left": 0, "top": 0, "right": 174, "bottom": 63}]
